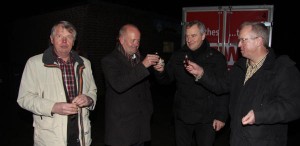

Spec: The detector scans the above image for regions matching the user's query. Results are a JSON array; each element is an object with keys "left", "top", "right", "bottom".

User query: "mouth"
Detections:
[{"left": 60, "top": 45, "right": 69, "bottom": 49}]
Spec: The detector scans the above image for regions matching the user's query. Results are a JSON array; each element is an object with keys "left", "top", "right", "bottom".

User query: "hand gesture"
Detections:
[
  {"left": 242, "top": 110, "right": 255, "bottom": 125},
  {"left": 51, "top": 102, "right": 78, "bottom": 116},
  {"left": 72, "top": 94, "right": 93, "bottom": 108},
  {"left": 153, "top": 58, "right": 165, "bottom": 72},
  {"left": 185, "top": 60, "right": 204, "bottom": 78},
  {"left": 142, "top": 54, "right": 160, "bottom": 68},
  {"left": 213, "top": 119, "right": 225, "bottom": 131}
]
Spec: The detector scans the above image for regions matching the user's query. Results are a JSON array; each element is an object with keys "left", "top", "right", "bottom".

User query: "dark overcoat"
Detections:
[
  {"left": 101, "top": 49, "right": 153, "bottom": 146},
  {"left": 156, "top": 40, "right": 228, "bottom": 124},
  {"left": 200, "top": 49, "right": 300, "bottom": 146}
]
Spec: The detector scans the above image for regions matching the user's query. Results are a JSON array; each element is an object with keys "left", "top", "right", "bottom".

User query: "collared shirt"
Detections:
[
  {"left": 117, "top": 43, "right": 141, "bottom": 66},
  {"left": 244, "top": 54, "right": 267, "bottom": 84},
  {"left": 57, "top": 56, "right": 77, "bottom": 102}
]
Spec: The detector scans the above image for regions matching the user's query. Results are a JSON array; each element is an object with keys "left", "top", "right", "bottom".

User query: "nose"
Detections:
[
  {"left": 62, "top": 37, "right": 67, "bottom": 43},
  {"left": 238, "top": 41, "right": 242, "bottom": 47},
  {"left": 133, "top": 41, "right": 139, "bottom": 47},
  {"left": 186, "top": 37, "right": 191, "bottom": 43}
]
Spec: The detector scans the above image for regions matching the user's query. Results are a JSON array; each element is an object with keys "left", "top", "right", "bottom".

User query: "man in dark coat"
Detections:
[
  {"left": 101, "top": 24, "right": 160, "bottom": 146},
  {"left": 186, "top": 21, "right": 300, "bottom": 146},
  {"left": 154, "top": 20, "right": 228, "bottom": 146}
]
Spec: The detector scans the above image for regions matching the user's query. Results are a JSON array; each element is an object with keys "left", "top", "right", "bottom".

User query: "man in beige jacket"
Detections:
[{"left": 17, "top": 21, "right": 97, "bottom": 146}]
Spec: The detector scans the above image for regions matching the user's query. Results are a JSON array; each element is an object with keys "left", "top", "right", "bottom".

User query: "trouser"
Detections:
[
  {"left": 67, "top": 114, "right": 80, "bottom": 146},
  {"left": 175, "top": 119, "right": 215, "bottom": 146},
  {"left": 130, "top": 142, "right": 144, "bottom": 146},
  {"left": 105, "top": 142, "right": 144, "bottom": 146}
]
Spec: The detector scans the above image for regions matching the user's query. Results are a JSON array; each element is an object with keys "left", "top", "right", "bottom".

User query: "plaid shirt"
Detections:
[
  {"left": 244, "top": 54, "right": 268, "bottom": 84},
  {"left": 57, "top": 56, "right": 77, "bottom": 103}
]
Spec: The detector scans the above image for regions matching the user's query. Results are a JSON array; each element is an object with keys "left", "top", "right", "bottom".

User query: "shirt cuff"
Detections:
[{"left": 195, "top": 70, "right": 204, "bottom": 81}]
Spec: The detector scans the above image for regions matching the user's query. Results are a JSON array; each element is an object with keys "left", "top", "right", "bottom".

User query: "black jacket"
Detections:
[
  {"left": 156, "top": 39, "right": 229, "bottom": 124},
  {"left": 101, "top": 48, "right": 153, "bottom": 146},
  {"left": 200, "top": 49, "right": 300, "bottom": 146}
]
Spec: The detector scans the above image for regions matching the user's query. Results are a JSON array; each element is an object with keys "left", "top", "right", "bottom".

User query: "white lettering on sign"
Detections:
[{"left": 206, "top": 27, "right": 219, "bottom": 36}]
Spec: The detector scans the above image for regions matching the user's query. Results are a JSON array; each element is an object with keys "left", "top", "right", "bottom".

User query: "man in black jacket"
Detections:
[
  {"left": 185, "top": 21, "right": 300, "bottom": 146},
  {"left": 154, "top": 20, "right": 228, "bottom": 146},
  {"left": 102, "top": 24, "right": 160, "bottom": 146}
]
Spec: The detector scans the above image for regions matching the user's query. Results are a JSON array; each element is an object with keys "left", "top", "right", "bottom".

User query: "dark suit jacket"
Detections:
[
  {"left": 200, "top": 49, "right": 300, "bottom": 146},
  {"left": 101, "top": 48, "right": 153, "bottom": 146},
  {"left": 155, "top": 40, "right": 228, "bottom": 124}
]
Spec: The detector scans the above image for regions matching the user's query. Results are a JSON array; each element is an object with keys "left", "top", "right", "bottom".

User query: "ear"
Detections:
[
  {"left": 257, "top": 37, "right": 264, "bottom": 47},
  {"left": 50, "top": 35, "right": 54, "bottom": 44},
  {"left": 119, "top": 36, "right": 124, "bottom": 45},
  {"left": 201, "top": 33, "right": 206, "bottom": 41}
]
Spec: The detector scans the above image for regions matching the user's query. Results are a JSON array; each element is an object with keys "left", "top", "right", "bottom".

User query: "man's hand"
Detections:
[
  {"left": 72, "top": 94, "right": 94, "bottom": 108},
  {"left": 142, "top": 54, "right": 160, "bottom": 68},
  {"left": 51, "top": 102, "right": 78, "bottom": 115},
  {"left": 213, "top": 119, "right": 225, "bottom": 131},
  {"left": 153, "top": 58, "right": 165, "bottom": 72},
  {"left": 242, "top": 110, "right": 255, "bottom": 125},
  {"left": 185, "top": 60, "right": 204, "bottom": 79}
]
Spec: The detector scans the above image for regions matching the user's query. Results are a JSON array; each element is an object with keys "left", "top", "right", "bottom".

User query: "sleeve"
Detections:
[
  {"left": 17, "top": 58, "right": 55, "bottom": 117},
  {"left": 83, "top": 59, "right": 97, "bottom": 110},
  {"left": 208, "top": 51, "right": 229, "bottom": 122},
  {"left": 198, "top": 65, "right": 231, "bottom": 95},
  {"left": 214, "top": 94, "right": 229, "bottom": 122},
  {"left": 101, "top": 56, "right": 150, "bottom": 93}
]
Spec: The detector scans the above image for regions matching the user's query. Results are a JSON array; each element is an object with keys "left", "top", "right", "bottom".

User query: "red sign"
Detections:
[
  {"left": 186, "top": 11, "right": 223, "bottom": 43},
  {"left": 184, "top": 6, "right": 272, "bottom": 69}
]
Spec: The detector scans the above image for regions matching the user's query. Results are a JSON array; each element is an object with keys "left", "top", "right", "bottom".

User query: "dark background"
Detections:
[
  {"left": 2, "top": 0, "right": 300, "bottom": 145},
  {"left": 4, "top": 0, "right": 299, "bottom": 69}
]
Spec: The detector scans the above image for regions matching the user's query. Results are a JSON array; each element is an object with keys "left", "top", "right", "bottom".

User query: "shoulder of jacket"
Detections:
[
  {"left": 206, "top": 48, "right": 224, "bottom": 58},
  {"left": 80, "top": 56, "right": 91, "bottom": 64},
  {"left": 275, "top": 55, "right": 295, "bottom": 68},
  {"left": 28, "top": 53, "right": 43, "bottom": 62}
]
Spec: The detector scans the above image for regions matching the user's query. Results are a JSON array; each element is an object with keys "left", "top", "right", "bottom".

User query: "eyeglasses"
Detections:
[{"left": 238, "top": 37, "right": 259, "bottom": 43}]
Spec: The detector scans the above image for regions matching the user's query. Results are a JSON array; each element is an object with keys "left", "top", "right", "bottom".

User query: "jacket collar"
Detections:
[
  {"left": 234, "top": 48, "right": 276, "bottom": 71},
  {"left": 42, "top": 46, "right": 84, "bottom": 66},
  {"left": 183, "top": 39, "right": 210, "bottom": 53}
]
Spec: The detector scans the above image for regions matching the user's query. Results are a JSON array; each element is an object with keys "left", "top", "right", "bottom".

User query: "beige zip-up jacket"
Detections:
[{"left": 17, "top": 47, "right": 97, "bottom": 146}]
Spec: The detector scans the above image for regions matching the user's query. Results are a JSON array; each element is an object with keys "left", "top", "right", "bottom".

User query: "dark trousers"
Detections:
[
  {"left": 131, "top": 142, "right": 144, "bottom": 146},
  {"left": 67, "top": 114, "right": 80, "bottom": 146},
  {"left": 105, "top": 142, "right": 144, "bottom": 146},
  {"left": 175, "top": 119, "right": 215, "bottom": 146}
]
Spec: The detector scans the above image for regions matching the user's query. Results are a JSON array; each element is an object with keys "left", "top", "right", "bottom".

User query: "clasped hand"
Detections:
[
  {"left": 51, "top": 94, "right": 93, "bottom": 116},
  {"left": 142, "top": 54, "right": 161, "bottom": 68}
]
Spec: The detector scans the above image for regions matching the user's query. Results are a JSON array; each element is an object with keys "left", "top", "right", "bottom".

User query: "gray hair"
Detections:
[
  {"left": 51, "top": 21, "right": 77, "bottom": 40},
  {"left": 186, "top": 20, "right": 206, "bottom": 35},
  {"left": 240, "top": 21, "right": 269, "bottom": 47}
]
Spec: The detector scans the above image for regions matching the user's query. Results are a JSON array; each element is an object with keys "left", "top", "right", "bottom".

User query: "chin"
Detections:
[
  {"left": 190, "top": 47, "right": 197, "bottom": 51},
  {"left": 241, "top": 53, "right": 247, "bottom": 58}
]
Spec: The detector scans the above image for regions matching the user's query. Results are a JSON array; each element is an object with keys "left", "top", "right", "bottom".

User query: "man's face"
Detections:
[
  {"left": 119, "top": 27, "right": 141, "bottom": 55},
  {"left": 185, "top": 25, "right": 205, "bottom": 51},
  {"left": 238, "top": 25, "right": 260, "bottom": 59},
  {"left": 50, "top": 25, "right": 75, "bottom": 57}
]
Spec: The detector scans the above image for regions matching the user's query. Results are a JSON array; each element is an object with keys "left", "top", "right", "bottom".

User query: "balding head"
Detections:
[{"left": 118, "top": 24, "right": 141, "bottom": 55}]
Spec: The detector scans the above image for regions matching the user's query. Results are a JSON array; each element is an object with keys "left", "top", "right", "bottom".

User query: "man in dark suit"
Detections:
[
  {"left": 101, "top": 24, "right": 160, "bottom": 146},
  {"left": 185, "top": 21, "right": 300, "bottom": 146},
  {"left": 153, "top": 20, "right": 228, "bottom": 146}
]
